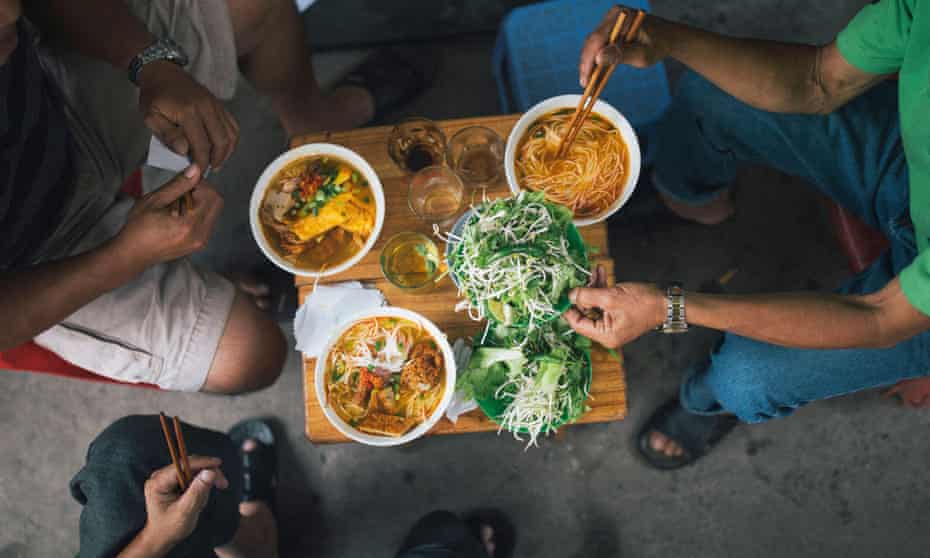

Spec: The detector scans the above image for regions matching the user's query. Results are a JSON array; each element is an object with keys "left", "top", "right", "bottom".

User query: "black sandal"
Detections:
[
  {"left": 465, "top": 508, "right": 516, "bottom": 558},
  {"left": 636, "top": 398, "right": 738, "bottom": 470},
  {"left": 228, "top": 419, "right": 278, "bottom": 508},
  {"left": 336, "top": 47, "right": 439, "bottom": 123}
]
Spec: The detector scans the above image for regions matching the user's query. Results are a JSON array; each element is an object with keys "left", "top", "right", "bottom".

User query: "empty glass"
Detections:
[
  {"left": 388, "top": 117, "right": 447, "bottom": 174},
  {"left": 446, "top": 126, "right": 504, "bottom": 189},
  {"left": 407, "top": 165, "right": 465, "bottom": 225}
]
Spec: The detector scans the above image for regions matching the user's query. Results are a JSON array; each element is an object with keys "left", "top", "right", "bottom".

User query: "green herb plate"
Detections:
[
  {"left": 474, "top": 347, "right": 592, "bottom": 435},
  {"left": 446, "top": 208, "right": 589, "bottom": 327}
]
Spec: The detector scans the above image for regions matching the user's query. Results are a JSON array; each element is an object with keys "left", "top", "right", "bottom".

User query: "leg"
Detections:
[
  {"left": 654, "top": 71, "right": 907, "bottom": 232},
  {"left": 649, "top": 233, "right": 922, "bottom": 457},
  {"left": 70, "top": 416, "right": 242, "bottom": 557},
  {"left": 201, "top": 290, "right": 287, "bottom": 394},
  {"left": 396, "top": 510, "right": 490, "bottom": 558},
  {"left": 35, "top": 199, "right": 285, "bottom": 393},
  {"left": 225, "top": 0, "right": 373, "bottom": 136},
  {"left": 215, "top": 438, "right": 279, "bottom": 558}
]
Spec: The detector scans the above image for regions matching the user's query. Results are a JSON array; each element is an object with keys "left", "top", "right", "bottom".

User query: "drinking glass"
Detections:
[
  {"left": 446, "top": 126, "right": 504, "bottom": 189},
  {"left": 387, "top": 117, "right": 447, "bottom": 174},
  {"left": 380, "top": 232, "right": 442, "bottom": 292},
  {"left": 407, "top": 165, "right": 465, "bottom": 225}
]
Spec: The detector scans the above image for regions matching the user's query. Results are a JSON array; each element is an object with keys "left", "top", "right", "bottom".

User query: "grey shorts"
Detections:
[{"left": 30, "top": 0, "right": 240, "bottom": 391}]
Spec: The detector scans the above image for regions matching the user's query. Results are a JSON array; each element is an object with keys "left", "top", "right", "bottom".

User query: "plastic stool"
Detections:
[{"left": 492, "top": 0, "right": 670, "bottom": 160}]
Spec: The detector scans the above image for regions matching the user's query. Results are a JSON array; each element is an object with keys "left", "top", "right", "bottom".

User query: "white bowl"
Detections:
[
  {"left": 250, "top": 143, "right": 386, "bottom": 278},
  {"left": 504, "top": 95, "right": 642, "bottom": 227},
  {"left": 314, "top": 307, "right": 457, "bottom": 447}
]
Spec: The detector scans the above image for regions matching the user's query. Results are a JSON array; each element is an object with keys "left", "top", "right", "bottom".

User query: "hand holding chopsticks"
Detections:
[
  {"left": 558, "top": 8, "right": 647, "bottom": 158},
  {"left": 132, "top": 418, "right": 228, "bottom": 552}
]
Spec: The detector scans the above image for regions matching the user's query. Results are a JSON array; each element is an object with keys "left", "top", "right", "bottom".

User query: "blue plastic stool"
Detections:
[{"left": 492, "top": 0, "right": 670, "bottom": 163}]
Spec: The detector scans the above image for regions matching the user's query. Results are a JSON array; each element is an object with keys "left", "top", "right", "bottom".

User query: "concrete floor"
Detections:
[{"left": 6, "top": 1, "right": 930, "bottom": 557}]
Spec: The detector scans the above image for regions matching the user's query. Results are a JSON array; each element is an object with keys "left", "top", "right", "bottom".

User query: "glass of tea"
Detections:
[
  {"left": 408, "top": 165, "right": 465, "bottom": 225},
  {"left": 380, "top": 232, "right": 444, "bottom": 292},
  {"left": 446, "top": 126, "right": 504, "bottom": 189},
  {"left": 387, "top": 117, "right": 447, "bottom": 174}
]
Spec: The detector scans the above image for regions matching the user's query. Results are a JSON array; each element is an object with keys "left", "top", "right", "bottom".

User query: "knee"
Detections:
[
  {"left": 203, "top": 313, "right": 288, "bottom": 395},
  {"left": 701, "top": 341, "right": 802, "bottom": 423},
  {"left": 227, "top": 0, "right": 288, "bottom": 56}
]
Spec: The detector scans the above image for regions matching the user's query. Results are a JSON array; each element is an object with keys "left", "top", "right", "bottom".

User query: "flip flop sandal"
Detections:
[
  {"left": 228, "top": 419, "right": 278, "bottom": 509},
  {"left": 636, "top": 398, "right": 739, "bottom": 470},
  {"left": 336, "top": 46, "right": 440, "bottom": 123},
  {"left": 465, "top": 508, "right": 516, "bottom": 558}
]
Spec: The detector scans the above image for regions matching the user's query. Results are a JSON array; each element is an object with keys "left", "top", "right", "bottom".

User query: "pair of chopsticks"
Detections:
[
  {"left": 556, "top": 8, "right": 647, "bottom": 158},
  {"left": 159, "top": 412, "right": 192, "bottom": 490}
]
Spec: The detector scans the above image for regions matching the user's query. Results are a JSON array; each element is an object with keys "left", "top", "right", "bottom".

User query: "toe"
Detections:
[{"left": 649, "top": 430, "right": 667, "bottom": 452}]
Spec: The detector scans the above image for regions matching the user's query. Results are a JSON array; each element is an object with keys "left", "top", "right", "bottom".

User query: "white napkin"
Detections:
[
  {"left": 294, "top": 281, "right": 385, "bottom": 357},
  {"left": 146, "top": 136, "right": 190, "bottom": 173},
  {"left": 445, "top": 338, "right": 478, "bottom": 423}
]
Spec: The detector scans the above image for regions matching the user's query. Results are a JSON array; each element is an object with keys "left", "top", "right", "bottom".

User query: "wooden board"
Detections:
[{"left": 291, "top": 115, "right": 627, "bottom": 444}]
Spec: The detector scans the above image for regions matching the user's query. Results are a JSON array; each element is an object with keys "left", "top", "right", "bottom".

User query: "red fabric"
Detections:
[
  {"left": 0, "top": 169, "right": 157, "bottom": 389},
  {"left": 826, "top": 201, "right": 891, "bottom": 275}
]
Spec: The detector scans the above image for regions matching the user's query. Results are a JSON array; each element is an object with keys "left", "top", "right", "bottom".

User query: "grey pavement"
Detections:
[{"left": 5, "top": 1, "right": 930, "bottom": 557}]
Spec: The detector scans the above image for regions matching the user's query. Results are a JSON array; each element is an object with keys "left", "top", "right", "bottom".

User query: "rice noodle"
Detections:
[{"left": 515, "top": 110, "right": 627, "bottom": 218}]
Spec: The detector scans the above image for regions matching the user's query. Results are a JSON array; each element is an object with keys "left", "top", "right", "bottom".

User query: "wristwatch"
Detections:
[
  {"left": 128, "top": 38, "right": 190, "bottom": 85},
  {"left": 658, "top": 282, "right": 688, "bottom": 334}
]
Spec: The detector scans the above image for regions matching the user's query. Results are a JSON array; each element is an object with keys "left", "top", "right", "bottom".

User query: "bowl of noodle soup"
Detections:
[
  {"left": 314, "top": 307, "right": 456, "bottom": 447},
  {"left": 505, "top": 95, "right": 641, "bottom": 227}
]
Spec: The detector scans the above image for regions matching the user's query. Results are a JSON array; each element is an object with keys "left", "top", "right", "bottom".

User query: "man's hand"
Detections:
[
  {"left": 579, "top": 6, "right": 669, "bottom": 87},
  {"left": 138, "top": 61, "right": 239, "bottom": 172},
  {"left": 112, "top": 165, "right": 224, "bottom": 268},
  {"left": 884, "top": 377, "right": 930, "bottom": 409},
  {"left": 563, "top": 268, "right": 665, "bottom": 349},
  {"left": 126, "top": 456, "right": 229, "bottom": 557}
]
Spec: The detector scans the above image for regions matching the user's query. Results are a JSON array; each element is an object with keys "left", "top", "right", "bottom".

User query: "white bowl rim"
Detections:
[
  {"left": 249, "top": 143, "right": 386, "bottom": 278},
  {"left": 313, "top": 306, "right": 458, "bottom": 447},
  {"left": 503, "top": 94, "right": 642, "bottom": 227}
]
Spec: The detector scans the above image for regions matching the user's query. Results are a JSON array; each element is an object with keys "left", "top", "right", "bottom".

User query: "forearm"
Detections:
[
  {"left": 0, "top": 239, "right": 147, "bottom": 350},
  {"left": 25, "top": 0, "right": 153, "bottom": 70},
  {"left": 687, "top": 288, "right": 904, "bottom": 350},
  {"left": 649, "top": 17, "right": 824, "bottom": 114}
]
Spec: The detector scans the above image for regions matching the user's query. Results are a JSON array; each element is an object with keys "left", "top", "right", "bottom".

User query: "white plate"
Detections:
[
  {"left": 504, "top": 95, "right": 642, "bottom": 227},
  {"left": 314, "top": 307, "right": 457, "bottom": 447},
  {"left": 250, "top": 143, "right": 385, "bottom": 278}
]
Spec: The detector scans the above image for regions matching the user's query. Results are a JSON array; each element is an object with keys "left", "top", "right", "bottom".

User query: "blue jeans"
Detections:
[{"left": 655, "top": 71, "right": 930, "bottom": 423}]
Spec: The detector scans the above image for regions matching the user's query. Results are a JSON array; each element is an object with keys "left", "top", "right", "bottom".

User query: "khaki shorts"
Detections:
[{"left": 30, "top": 0, "right": 240, "bottom": 391}]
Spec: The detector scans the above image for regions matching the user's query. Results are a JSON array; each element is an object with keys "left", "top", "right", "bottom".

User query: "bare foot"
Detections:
[
  {"left": 215, "top": 439, "right": 279, "bottom": 558},
  {"left": 230, "top": 274, "right": 271, "bottom": 311},
  {"left": 659, "top": 189, "right": 735, "bottom": 226},
  {"left": 280, "top": 85, "right": 375, "bottom": 137},
  {"left": 648, "top": 430, "right": 685, "bottom": 458}
]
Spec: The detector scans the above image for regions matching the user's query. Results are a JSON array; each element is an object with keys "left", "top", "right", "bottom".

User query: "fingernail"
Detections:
[
  {"left": 580, "top": 77, "right": 586, "bottom": 88},
  {"left": 184, "top": 164, "right": 199, "bottom": 179},
  {"left": 197, "top": 469, "right": 215, "bottom": 483},
  {"left": 569, "top": 290, "right": 577, "bottom": 303}
]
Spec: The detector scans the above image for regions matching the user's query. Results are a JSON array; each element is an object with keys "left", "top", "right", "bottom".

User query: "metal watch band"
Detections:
[
  {"left": 659, "top": 282, "right": 688, "bottom": 334},
  {"left": 128, "top": 38, "right": 190, "bottom": 85}
]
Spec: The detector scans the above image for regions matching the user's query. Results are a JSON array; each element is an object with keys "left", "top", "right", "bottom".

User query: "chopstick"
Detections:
[
  {"left": 174, "top": 167, "right": 210, "bottom": 216},
  {"left": 159, "top": 412, "right": 192, "bottom": 490},
  {"left": 556, "top": 9, "right": 646, "bottom": 158}
]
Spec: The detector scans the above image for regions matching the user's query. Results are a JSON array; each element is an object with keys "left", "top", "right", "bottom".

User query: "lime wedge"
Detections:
[{"left": 487, "top": 299, "right": 513, "bottom": 326}]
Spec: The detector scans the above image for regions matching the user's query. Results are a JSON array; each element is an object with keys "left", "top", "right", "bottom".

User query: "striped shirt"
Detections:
[{"left": 0, "top": 22, "right": 73, "bottom": 270}]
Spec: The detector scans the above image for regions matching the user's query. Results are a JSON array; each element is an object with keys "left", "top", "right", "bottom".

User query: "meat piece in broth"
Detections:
[{"left": 401, "top": 342, "right": 443, "bottom": 392}]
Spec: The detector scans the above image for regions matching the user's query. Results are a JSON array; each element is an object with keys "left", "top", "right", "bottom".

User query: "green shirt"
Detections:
[{"left": 838, "top": 0, "right": 930, "bottom": 315}]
